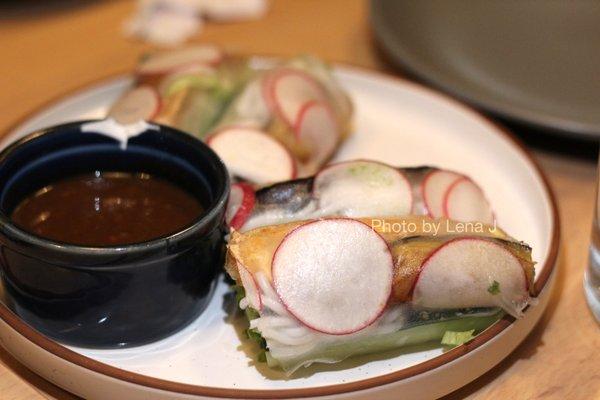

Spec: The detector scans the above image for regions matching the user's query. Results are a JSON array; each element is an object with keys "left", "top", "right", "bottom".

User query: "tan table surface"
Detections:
[{"left": 0, "top": 1, "right": 598, "bottom": 399}]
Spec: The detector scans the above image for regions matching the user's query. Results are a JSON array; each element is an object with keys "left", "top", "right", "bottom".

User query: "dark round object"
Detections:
[{"left": 0, "top": 120, "right": 229, "bottom": 348}]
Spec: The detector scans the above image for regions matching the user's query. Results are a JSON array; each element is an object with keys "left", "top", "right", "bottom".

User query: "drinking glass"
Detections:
[{"left": 585, "top": 157, "right": 600, "bottom": 323}]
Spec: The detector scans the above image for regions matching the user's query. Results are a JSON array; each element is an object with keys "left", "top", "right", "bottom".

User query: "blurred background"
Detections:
[{"left": 1, "top": 0, "right": 597, "bottom": 157}]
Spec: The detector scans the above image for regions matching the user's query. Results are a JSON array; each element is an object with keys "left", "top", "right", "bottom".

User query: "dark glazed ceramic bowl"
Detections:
[{"left": 0, "top": 120, "right": 229, "bottom": 348}]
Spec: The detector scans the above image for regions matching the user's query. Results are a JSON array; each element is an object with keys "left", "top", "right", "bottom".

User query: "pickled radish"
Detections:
[
  {"left": 444, "top": 177, "right": 494, "bottom": 224},
  {"left": 272, "top": 219, "right": 393, "bottom": 334},
  {"left": 108, "top": 85, "right": 160, "bottom": 124},
  {"left": 313, "top": 160, "right": 412, "bottom": 217},
  {"left": 264, "top": 69, "right": 327, "bottom": 127},
  {"left": 226, "top": 183, "right": 256, "bottom": 230},
  {"left": 412, "top": 238, "right": 528, "bottom": 317},
  {"left": 421, "top": 170, "right": 463, "bottom": 218},
  {"left": 207, "top": 127, "right": 296, "bottom": 185},
  {"left": 294, "top": 101, "right": 339, "bottom": 166}
]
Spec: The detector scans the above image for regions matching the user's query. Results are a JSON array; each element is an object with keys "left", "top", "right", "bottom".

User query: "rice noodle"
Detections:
[{"left": 244, "top": 271, "right": 410, "bottom": 364}]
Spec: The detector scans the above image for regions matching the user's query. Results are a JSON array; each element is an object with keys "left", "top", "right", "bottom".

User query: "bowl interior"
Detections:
[{"left": 0, "top": 124, "right": 228, "bottom": 247}]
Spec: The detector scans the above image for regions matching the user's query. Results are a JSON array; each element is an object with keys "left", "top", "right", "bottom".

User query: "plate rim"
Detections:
[
  {"left": 370, "top": 0, "right": 600, "bottom": 139},
  {"left": 0, "top": 65, "right": 560, "bottom": 399}
]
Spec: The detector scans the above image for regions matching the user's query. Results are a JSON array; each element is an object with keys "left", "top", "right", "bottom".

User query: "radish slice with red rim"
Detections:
[
  {"left": 226, "top": 182, "right": 256, "bottom": 230},
  {"left": 443, "top": 177, "right": 494, "bottom": 224},
  {"left": 421, "top": 170, "right": 463, "bottom": 218},
  {"left": 294, "top": 101, "right": 339, "bottom": 166},
  {"left": 264, "top": 68, "right": 328, "bottom": 127},
  {"left": 313, "top": 160, "right": 413, "bottom": 217},
  {"left": 272, "top": 218, "right": 393, "bottom": 335},
  {"left": 137, "top": 45, "right": 223, "bottom": 76},
  {"left": 237, "top": 262, "right": 262, "bottom": 311},
  {"left": 108, "top": 85, "right": 160, "bottom": 124},
  {"left": 207, "top": 127, "right": 296, "bottom": 185},
  {"left": 412, "top": 238, "right": 528, "bottom": 317}
]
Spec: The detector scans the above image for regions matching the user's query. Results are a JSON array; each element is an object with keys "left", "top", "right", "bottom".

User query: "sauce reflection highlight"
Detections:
[{"left": 11, "top": 172, "right": 204, "bottom": 246}]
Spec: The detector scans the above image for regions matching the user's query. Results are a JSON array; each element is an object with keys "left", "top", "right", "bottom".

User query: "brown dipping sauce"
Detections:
[{"left": 10, "top": 172, "right": 204, "bottom": 246}]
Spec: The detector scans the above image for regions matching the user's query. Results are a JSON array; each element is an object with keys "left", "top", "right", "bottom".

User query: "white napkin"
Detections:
[{"left": 125, "top": 0, "right": 269, "bottom": 46}]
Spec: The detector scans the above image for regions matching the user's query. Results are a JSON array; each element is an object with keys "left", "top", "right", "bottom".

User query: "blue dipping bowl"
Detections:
[{"left": 0, "top": 120, "right": 229, "bottom": 348}]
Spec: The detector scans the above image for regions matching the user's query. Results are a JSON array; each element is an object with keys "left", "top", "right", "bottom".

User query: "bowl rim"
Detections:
[
  {"left": 0, "top": 120, "right": 230, "bottom": 259},
  {"left": 0, "top": 64, "right": 560, "bottom": 398}
]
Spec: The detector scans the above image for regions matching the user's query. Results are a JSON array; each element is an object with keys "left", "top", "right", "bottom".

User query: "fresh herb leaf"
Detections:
[
  {"left": 441, "top": 330, "right": 475, "bottom": 347},
  {"left": 234, "top": 286, "right": 260, "bottom": 320},
  {"left": 246, "top": 327, "right": 262, "bottom": 341},
  {"left": 245, "top": 307, "right": 260, "bottom": 321},
  {"left": 246, "top": 327, "right": 267, "bottom": 349},
  {"left": 234, "top": 285, "right": 245, "bottom": 304},
  {"left": 487, "top": 280, "right": 501, "bottom": 295},
  {"left": 233, "top": 286, "right": 269, "bottom": 358},
  {"left": 257, "top": 350, "right": 267, "bottom": 363}
]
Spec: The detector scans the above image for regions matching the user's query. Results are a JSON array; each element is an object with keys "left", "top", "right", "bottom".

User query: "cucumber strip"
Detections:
[{"left": 265, "top": 310, "right": 503, "bottom": 374}]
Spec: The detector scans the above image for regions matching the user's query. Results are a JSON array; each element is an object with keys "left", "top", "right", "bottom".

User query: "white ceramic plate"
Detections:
[{"left": 0, "top": 66, "right": 558, "bottom": 400}]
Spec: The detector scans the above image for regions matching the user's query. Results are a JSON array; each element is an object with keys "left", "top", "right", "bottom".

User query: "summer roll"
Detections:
[
  {"left": 107, "top": 45, "right": 249, "bottom": 138},
  {"left": 225, "top": 160, "right": 494, "bottom": 231},
  {"left": 206, "top": 55, "right": 353, "bottom": 185},
  {"left": 225, "top": 216, "right": 535, "bottom": 374},
  {"left": 107, "top": 46, "right": 354, "bottom": 186}
]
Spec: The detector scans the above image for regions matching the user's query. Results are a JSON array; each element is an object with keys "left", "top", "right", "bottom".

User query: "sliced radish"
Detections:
[
  {"left": 286, "top": 55, "right": 353, "bottom": 120},
  {"left": 264, "top": 68, "right": 328, "bottom": 127},
  {"left": 294, "top": 101, "right": 339, "bottom": 166},
  {"left": 137, "top": 45, "right": 223, "bottom": 76},
  {"left": 421, "top": 170, "right": 463, "bottom": 218},
  {"left": 412, "top": 238, "right": 528, "bottom": 317},
  {"left": 219, "top": 78, "right": 271, "bottom": 129},
  {"left": 444, "top": 178, "right": 494, "bottom": 224},
  {"left": 272, "top": 218, "right": 393, "bottom": 335},
  {"left": 108, "top": 85, "right": 160, "bottom": 124},
  {"left": 207, "top": 127, "right": 296, "bottom": 185},
  {"left": 226, "top": 182, "right": 256, "bottom": 230},
  {"left": 237, "top": 262, "right": 262, "bottom": 311},
  {"left": 313, "top": 160, "right": 413, "bottom": 217}
]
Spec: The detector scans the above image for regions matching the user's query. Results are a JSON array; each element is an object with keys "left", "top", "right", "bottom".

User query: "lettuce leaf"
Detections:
[
  {"left": 235, "top": 286, "right": 267, "bottom": 353},
  {"left": 441, "top": 329, "right": 476, "bottom": 347},
  {"left": 266, "top": 310, "right": 503, "bottom": 374},
  {"left": 235, "top": 282, "right": 503, "bottom": 373}
]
